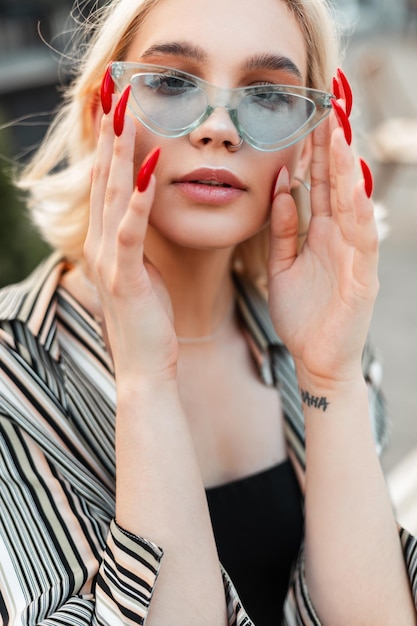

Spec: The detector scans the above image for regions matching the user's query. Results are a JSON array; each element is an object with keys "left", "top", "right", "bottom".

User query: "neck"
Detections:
[{"left": 144, "top": 226, "right": 236, "bottom": 340}]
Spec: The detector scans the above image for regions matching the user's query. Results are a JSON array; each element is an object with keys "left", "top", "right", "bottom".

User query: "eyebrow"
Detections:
[
  {"left": 141, "top": 42, "right": 206, "bottom": 63},
  {"left": 140, "top": 41, "right": 302, "bottom": 79},
  {"left": 242, "top": 53, "right": 302, "bottom": 79}
]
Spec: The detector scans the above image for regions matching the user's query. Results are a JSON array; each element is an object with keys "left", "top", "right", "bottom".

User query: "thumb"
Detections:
[{"left": 269, "top": 166, "right": 299, "bottom": 277}]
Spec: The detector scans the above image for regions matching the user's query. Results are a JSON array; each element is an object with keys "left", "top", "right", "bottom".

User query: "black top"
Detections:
[{"left": 206, "top": 459, "right": 304, "bottom": 625}]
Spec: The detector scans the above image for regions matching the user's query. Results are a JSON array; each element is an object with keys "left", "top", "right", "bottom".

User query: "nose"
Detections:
[{"left": 188, "top": 106, "right": 242, "bottom": 151}]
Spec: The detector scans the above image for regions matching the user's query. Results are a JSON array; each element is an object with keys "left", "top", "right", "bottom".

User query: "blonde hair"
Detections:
[{"left": 18, "top": 0, "right": 340, "bottom": 278}]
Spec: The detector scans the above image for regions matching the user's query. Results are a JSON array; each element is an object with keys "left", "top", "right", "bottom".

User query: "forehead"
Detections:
[{"left": 127, "top": 0, "right": 308, "bottom": 81}]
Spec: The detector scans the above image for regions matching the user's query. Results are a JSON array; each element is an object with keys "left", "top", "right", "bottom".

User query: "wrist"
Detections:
[
  {"left": 294, "top": 359, "right": 364, "bottom": 394},
  {"left": 295, "top": 364, "right": 368, "bottom": 416},
  {"left": 117, "top": 375, "right": 180, "bottom": 408}
]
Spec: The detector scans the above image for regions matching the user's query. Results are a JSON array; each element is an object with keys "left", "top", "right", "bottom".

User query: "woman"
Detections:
[{"left": 1, "top": 0, "right": 416, "bottom": 624}]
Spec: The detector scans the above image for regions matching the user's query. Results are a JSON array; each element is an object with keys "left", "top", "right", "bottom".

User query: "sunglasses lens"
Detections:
[
  {"left": 111, "top": 63, "right": 333, "bottom": 150},
  {"left": 238, "top": 91, "right": 315, "bottom": 146},
  {"left": 131, "top": 73, "right": 207, "bottom": 132}
]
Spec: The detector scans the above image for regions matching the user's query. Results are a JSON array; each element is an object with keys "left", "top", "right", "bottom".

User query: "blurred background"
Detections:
[{"left": 0, "top": 0, "right": 416, "bottom": 530}]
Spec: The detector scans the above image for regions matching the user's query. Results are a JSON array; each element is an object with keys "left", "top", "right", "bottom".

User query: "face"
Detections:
[{"left": 123, "top": 0, "right": 310, "bottom": 250}]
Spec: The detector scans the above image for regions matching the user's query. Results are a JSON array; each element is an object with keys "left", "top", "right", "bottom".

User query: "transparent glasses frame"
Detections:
[{"left": 111, "top": 61, "right": 334, "bottom": 152}]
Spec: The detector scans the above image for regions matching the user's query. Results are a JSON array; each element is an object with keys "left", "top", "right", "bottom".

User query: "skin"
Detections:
[{"left": 75, "top": 0, "right": 417, "bottom": 623}]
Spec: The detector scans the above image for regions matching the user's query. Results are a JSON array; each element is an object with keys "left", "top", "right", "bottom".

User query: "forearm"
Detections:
[
  {"left": 115, "top": 377, "right": 227, "bottom": 626},
  {"left": 298, "top": 366, "right": 416, "bottom": 625}
]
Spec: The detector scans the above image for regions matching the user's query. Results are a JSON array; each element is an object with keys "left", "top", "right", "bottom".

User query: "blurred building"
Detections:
[
  {"left": 334, "top": 0, "right": 410, "bottom": 34},
  {"left": 0, "top": 0, "right": 83, "bottom": 157},
  {"left": 0, "top": 0, "right": 414, "bottom": 157}
]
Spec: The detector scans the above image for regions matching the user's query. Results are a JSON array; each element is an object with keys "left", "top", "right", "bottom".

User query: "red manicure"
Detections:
[
  {"left": 337, "top": 68, "right": 353, "bottom": 118},
  {"left": 136, "top": 147, "right": 161, "bottom": 192},
  {"left": 100, "top": 63, "right": 114, "bottom": 115},
  {"left": 332, "top": 76, "right": 341, "bottom": 100},
  {"left": 113, "top": 86, "right": 131, "bottom": 136},
  {"left": 359, "top": 158, "right": 373, "bottom": 198},
  {"left": 331, "top": 99, "right": 352, "bottom": 145}
]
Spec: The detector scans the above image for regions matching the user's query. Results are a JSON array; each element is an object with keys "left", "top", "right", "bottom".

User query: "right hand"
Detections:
[{"left": 84, "top": 102, "right": 179, "bottom": 383}]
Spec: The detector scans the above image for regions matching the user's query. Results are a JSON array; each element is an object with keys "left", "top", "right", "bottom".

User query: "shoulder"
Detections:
[
  {"left": 0, "top": 252, "right": 64, "bottom": 325},
  {"left": 0, "top": 252, "right": 66, "bottom": 355}
]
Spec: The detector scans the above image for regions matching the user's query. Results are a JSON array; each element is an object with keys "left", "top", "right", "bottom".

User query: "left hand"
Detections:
[{"left": 268, "top": 109, "right": 379, "bottom": 383}]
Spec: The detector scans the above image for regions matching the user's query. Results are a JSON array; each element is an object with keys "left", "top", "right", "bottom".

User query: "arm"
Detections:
[
  {"left": 0, "top": 352, "right": 240, "bottom": 626},
  {"left": 0, "top": 405, "right": 162, "bottom": 626},
  {"left": 83, "top": 100, "right": 229, "bottom": 626},
  {"left": 114, "top": 379, "right": 227, "bottom": 626},
  {"left": 269, "top": 91, "right": 417, "bottom": 624}
]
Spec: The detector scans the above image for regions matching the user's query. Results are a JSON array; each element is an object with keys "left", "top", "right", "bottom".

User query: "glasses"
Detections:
[{"left": 111, "top": 62, "right": 334, "bottom": 152}]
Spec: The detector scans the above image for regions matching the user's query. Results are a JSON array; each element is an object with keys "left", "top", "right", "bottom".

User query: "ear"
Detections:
[{"left": 293, "top": 134, "right": 313, "bottom": 183}]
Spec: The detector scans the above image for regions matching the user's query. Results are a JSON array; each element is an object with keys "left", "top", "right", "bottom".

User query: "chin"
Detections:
[
  {"left": 149, "top": 208, "right": 268, "bottom": 251},
  {"left": 148, "top": 192, "right": 270, "bottom": 249}
]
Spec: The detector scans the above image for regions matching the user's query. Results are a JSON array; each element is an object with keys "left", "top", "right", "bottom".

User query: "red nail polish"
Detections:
[
  {"left": 100, "top": 63, "right": 114, "bottom": 115},
  {"left": 113, "top": 86, "right": 131, "bottom": 137},
  {"left": 332, "top": 76, "right": 341, "bottom": 100},
  {"left": 359, "top": 158, "right": 373, "bottom": 198},
  {"left": 331, "top": 99, "right": 352, "bottom": 146},
  {"left": 337, "top": 68, "right": 353, "bottom": 118},
  {"left": 136, "top": 147, "right": 161, "bottom": 192}
]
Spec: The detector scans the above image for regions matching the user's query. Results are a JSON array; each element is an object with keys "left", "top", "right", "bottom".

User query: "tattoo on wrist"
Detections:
[{"left": 300, "top": 388, "right": 330, "bottom": 412}]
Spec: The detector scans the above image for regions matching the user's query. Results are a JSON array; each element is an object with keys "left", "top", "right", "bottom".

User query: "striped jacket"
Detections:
[{"left": 0, "top": 253, "right": 416, "bottom": 625}]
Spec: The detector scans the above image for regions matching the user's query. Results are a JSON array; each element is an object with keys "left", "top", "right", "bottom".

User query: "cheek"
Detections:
[
  {"left": 133, "top": 144, "right": 155, "bottom": 176},
  {"left": 131, "top": 121, "right": 162, "bottom": 174}
]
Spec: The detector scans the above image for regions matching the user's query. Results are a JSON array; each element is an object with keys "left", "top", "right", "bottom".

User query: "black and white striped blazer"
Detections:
[{"left": 0, "top": 253, "right": 416, "bottom": 625}]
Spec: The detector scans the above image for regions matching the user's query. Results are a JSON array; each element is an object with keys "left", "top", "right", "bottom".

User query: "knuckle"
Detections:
[
  {"left": 329, "top": 171, "right": 337, "bottom": 190},
  {"left": 92, "top": 162, "right": 109, "bottom": 184},
  {"left": 113, "top": 140, "right": 128, "bottom": 159},
  {"left": 104, "top": 184, "right": 125, "bottom": 206},
  {"left": 117, "top": 223, "right": 138, "bottom": 248}
]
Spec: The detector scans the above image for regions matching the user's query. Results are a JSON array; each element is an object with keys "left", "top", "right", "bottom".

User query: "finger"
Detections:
[
  {"left": 330, "top": 126, "right": 356, "bottom": 243},
  {"left": 336, "top": 68, "right": 353, "bottom": 118},
  {"left": 114, "top": 174, "right": 157, "bottom": 295},
  {"left": 269, "top": 167, "right": 299, "bottom": 277},
  {"left": 352, "top": 181, "right": 379, "bottom": 295},
  {"left": 100, "top": 114, "right": 137, "bottom": 263},
  {"left": 87, "top": 99, "right": 117, "bottom": 253},
  {"left": 310, "top": 116, "right": 332, "bottom": 217},
  {"left": 113, "top": 147, "right": 160, "bottom": 294}
]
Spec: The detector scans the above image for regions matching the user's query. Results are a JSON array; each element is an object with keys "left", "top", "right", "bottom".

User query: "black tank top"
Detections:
[{"left": 206, "top": 459, "right": 303, "bottom": 625}]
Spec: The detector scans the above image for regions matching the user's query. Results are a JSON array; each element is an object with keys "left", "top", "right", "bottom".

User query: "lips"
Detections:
[
  {"left": 193, "top": 180, "right": 232, "bottom": 187},
  {"left": 172, "top": 167, "right": 246, "bottom": 206},
  {"left": 174, "top": 167, "right": 246, "bottom": 190}
]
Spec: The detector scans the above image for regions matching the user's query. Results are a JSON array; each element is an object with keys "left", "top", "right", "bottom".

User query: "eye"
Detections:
[
  {"left": 142, "top": 73, "right": 197, "bottom": 96},
  {"left": 251, "top": 90, "right": 294, "bottom": 111}
]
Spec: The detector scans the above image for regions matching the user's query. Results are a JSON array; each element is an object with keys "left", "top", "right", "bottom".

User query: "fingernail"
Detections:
[
  {"left": 337, "top": 68, "right": 353, "bottom": 118},
  {"left": 136, "top": 146, "right": 161, "bottom": 192},
  {"left": 331, "top": 99, "right": 352, "bottom": 145},
  {"left": 113, "top": 85, "right": 131, "bottom": 136},
  {"left": 100, "top": 63, "right": 114, "bottom": 115},
  {"left": 359, "top": 158, "right": 373, "bottom": 198},
  {"left": 271, "top": 166, "right": 290, "bottom": 201},
  {"left": 332, "top": 76, "right": 341, "bottom": 100}
]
